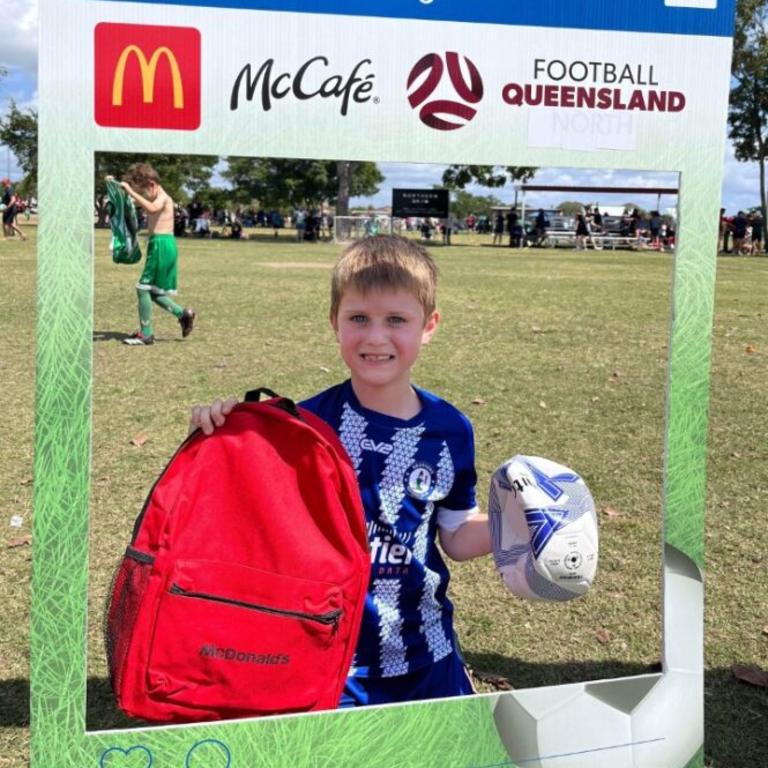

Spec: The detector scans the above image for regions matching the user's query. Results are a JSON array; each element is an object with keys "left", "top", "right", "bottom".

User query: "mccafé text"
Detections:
[{"left": 230, "top": 56, "right": 375, "bottom": 115}]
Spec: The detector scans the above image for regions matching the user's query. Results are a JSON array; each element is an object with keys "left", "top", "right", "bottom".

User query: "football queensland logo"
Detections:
[
  {"left": 95, "top": 23, "right": 201, "bottom": 130},
  {"left": 407, "top": 52, "right": 483, "bottom": 131}
]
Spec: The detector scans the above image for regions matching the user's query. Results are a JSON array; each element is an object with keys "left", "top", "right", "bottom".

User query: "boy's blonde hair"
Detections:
[
  {"left": 123, "top": 162, "right": 160, "bottom": 190},
  {"left": 330, "top": 235, "right": 438, "bottom": 321}
]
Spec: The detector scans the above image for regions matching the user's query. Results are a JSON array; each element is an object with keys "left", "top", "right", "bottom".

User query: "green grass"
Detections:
[{"left": 1, "top": 228, "right": 767, "bottom": 766}]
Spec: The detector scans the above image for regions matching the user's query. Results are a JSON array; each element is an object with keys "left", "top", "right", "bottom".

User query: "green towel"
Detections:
[{"left": 106, "top": 179, "right": 142, "bottom": 264}]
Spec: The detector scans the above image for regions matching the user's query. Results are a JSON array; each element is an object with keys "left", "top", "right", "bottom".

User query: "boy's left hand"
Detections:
[{"left": 189, "top": 397, "right": 239, "bottom": 436}]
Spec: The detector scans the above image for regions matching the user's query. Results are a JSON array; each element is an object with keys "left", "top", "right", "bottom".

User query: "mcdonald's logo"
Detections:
[{"left": 95, "top": 23, "right": 200, "bottom": 130}]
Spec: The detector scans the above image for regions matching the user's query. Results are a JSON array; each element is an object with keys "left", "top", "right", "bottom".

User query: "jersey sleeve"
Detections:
[{"left": 436, "top": 411, "right": 479, "bottom": 531}]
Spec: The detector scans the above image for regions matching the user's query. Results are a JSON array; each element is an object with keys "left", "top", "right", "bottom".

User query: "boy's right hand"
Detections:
[{"left": 189, "top": 397, "right": 239, "bottom": 435}]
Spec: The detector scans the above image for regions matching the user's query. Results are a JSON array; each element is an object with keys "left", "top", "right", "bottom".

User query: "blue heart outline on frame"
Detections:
[{"left": 99, "top": 745, "right": 153, "bottom": 767}]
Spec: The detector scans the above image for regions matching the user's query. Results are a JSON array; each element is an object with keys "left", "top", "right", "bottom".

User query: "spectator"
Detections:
[
  {"left": 270, "top": 210, "right": 283, "bottom": 237},
  {"left": 492, "top": 211, "right": 504, "bottom": 245},
  {"left": 732, "top": 211, "right": 748, "bottom": 254},
  {"left": 320, "top": 211, "right": 333, "bottom": 241},
  {"left": 174, "top": 204, "right": 188, "bottom": 237},
  {"left": 442, "top": 215, "right": 454, "bottom": 245},
  {"left": 575, "top": 212, "right": 590, "bottom": 250},
  {"left": 649, "top": 211, "right": 663, "bottom": 245},
  {"left": 750, "top": 212, "right": 763, "bottom": 255},
  {"left": 364, "top": 213, "right": 381, "bottom": 238},
  {"left": 188, "top": 201, "right": 202, "bottom": 231},
  {"left": 720, "top": 208, "right": 733, "bottom": 253},
  {"left": 2, "top": 179, "right": 28, "bottom": 241},
  {"left": 295, "top": 207, "right": 307, "bottom": 240},
  {"left": 591, "top": 207, "right": 604, "bottom": 233},
  {"left": 305, "top": 210, "right": 318, "bottom": 242},
  {"left": 193, "top": 209, "right": 211, "bottom": 237},
  {"left": 229, "top": 218, "right": 243, "bottom": 239},
  {"left": 506, "top": 208, "right": 519, "bottom": 247},
  {"left": 533, "top": 208, "right": 549, "bottom": 247}
]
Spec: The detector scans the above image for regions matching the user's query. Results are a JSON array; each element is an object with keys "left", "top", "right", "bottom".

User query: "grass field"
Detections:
[{"left": 1, "top": 227, "right": 766, "bottom": 767}]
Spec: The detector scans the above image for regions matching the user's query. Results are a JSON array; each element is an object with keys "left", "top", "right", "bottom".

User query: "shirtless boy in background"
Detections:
[{"left": 117, "top": 163, "right": 196, "bottom": 346}]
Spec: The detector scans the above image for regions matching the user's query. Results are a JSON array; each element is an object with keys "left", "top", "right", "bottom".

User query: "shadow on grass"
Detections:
[
  {"left": 215, "top": 233, "right": 327, "bottom": 244},
  {"left": 93, "top": 330, "right": 133, "bottom": 342},
  {"left": 1, "top": 668, "right": 765, "bottom": 764},
  {"left": 463, "top": 651, "right": 661, "bottom": 689},
  {"left": 93, "top": 331, "right": 184, "bottom": 344}
]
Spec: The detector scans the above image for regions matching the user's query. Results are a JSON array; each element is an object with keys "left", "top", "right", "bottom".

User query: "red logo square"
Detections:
[{"left": 95, "top": 23, "right": 200, "bottom": 130}]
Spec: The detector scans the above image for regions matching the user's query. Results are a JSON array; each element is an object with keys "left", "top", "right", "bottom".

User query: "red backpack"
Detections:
[{"left": 105, "top": 389, "right": 370, "bottom": 723}]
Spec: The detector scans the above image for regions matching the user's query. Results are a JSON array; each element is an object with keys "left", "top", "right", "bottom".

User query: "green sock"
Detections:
[
  {"left": 152, "top": 294, "right": 183, "bottom": 319},
  {"left": 137, "top": 290, "right": 153, "bottom": 336}
]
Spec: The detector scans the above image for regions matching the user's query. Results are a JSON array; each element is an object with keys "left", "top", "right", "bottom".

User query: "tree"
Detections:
[
  {"left": 441, "top": 164, "right": 537, "bottom": 191},
  {"left": 94, "top": 153, "right": 219, "bottom": 226},
  {"left": 336, "top": 161, "right": 355, "bottom": 217},
  {"left": 622, "top": 202, "right": 648, "bottom": 217},
  {"left": 336, "top": 161, "right": 385, "bottom": 216},
  {"left": 190, "top": 184, "right": 232, "bottom": 212},
  {"left": 449, "top": 189, "right": 504, "bottom": 220},
  {"left": 222, "top": 157, "right": 383, "bottom": 213},
  {"left": 0, "top": 102, "right": 221, "bottom": 223},
  {"left": 0, "top": 101, "right": 38, "bottom": 195},
  {"left": 729, "top": 0, "right": 768, "bottom": 223},
  {"left": 558, "top": 201, "right": 587, "bottom": 216}
]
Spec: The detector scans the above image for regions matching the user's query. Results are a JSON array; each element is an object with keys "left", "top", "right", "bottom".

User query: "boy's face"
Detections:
[{"left": 332, "top": 286, "right": 439, "bottom": 393}]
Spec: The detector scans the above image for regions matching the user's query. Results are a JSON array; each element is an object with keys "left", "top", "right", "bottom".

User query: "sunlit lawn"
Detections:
[{"left": 1, "top": 227, "right": 766, "bottom": 766}]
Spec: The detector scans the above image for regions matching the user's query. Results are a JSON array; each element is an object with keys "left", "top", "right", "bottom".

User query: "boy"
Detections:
[
  {"left": 190, "top": 235, "right": 492, "bottom": 707},
  {"left": 117, "top": 163, "right": 196, "bottom": 345}
]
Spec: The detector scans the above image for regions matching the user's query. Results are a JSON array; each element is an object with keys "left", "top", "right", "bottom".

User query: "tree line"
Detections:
[{"left": 1, "top": 0, "right": 766, "bottom": 222}]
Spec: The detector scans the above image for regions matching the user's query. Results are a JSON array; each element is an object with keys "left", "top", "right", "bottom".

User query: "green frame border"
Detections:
[{"left": 32, "top": 2, "right": 732, "bottom": 766}]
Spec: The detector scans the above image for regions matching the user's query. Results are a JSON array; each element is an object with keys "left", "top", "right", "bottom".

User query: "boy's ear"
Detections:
[
  {"left": 330, "top": 312, "right": 339, "bottom": 336},
  {"left": 421, "top": 310, "right": 440, "bottom": 344}
]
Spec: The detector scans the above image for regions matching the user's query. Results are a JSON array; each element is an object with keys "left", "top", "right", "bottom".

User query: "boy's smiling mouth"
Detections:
[{"left": 361, "top": 354, "right": 394, "bottom": 361}]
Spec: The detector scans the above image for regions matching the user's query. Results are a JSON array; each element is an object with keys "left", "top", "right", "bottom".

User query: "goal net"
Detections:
[{"left": 333, "top": 216, "right": 406, "bottom": 242}]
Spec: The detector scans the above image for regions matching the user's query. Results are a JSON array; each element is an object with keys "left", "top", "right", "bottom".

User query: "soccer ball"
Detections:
[{"left": 489, "top": 455, "right": 598, "bottom": 601}]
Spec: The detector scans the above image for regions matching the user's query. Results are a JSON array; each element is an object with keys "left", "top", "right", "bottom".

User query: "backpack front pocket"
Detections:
[{"left": 146, "top": 559, "right": 344, "bottom": 715}]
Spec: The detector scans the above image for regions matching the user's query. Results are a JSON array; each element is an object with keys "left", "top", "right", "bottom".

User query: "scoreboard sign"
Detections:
[{"left": 392, "top": 189, "right": 450, "bottom": 219}]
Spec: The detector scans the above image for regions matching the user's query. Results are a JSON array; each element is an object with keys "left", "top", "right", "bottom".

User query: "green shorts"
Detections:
[{"left": 137, "top": 234, "right": 179, "bottom": 295}]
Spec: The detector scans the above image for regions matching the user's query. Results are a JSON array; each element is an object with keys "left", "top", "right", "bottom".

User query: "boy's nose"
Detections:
[{"left": 365, "top": 322, "right": 389, "bottom": 343}]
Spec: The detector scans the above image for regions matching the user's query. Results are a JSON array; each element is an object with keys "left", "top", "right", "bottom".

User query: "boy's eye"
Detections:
[
  {"left": 349, "top": 314, "right": 367, "bottom": 323},
  {"left": 388, "top": 316, "right": 406, "bottom": 325}
]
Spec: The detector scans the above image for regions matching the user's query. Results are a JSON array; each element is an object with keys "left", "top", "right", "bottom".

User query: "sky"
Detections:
[{"left": 0, "top": 0, "right": 762, "bottom": 215}]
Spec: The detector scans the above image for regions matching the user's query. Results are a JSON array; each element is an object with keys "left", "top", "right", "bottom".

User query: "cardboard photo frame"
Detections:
[{"left": 32, "top": 1, "right": 736, "bottom": 766}]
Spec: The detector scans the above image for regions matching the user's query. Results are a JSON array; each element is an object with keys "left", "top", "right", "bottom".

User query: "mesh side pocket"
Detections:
[{"left": 104, "top": 547, "right": 155, "bottom": 695}]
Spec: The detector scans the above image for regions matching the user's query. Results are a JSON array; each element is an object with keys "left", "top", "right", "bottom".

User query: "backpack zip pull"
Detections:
[{"left": 169, "top": 583, "right": 342, "bottom": 627}]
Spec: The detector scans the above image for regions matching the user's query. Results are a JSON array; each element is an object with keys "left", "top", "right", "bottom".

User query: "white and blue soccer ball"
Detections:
[{"left": 489, "top": 455, "right": 598, "bottom": 601}]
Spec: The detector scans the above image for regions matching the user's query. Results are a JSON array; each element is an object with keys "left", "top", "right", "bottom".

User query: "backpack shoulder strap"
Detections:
[{"left": 244, "top": 387, "right": 303, "bottom": 420}]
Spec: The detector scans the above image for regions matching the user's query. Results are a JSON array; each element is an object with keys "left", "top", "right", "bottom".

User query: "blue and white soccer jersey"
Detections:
[{"left": 301, "top": 380, "right": 479, "bottom": 686}]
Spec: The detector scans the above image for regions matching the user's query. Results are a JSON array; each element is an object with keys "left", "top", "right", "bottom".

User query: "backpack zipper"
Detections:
[{"left": 169, "top": 584, "right": 341, "bottom": 629}]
